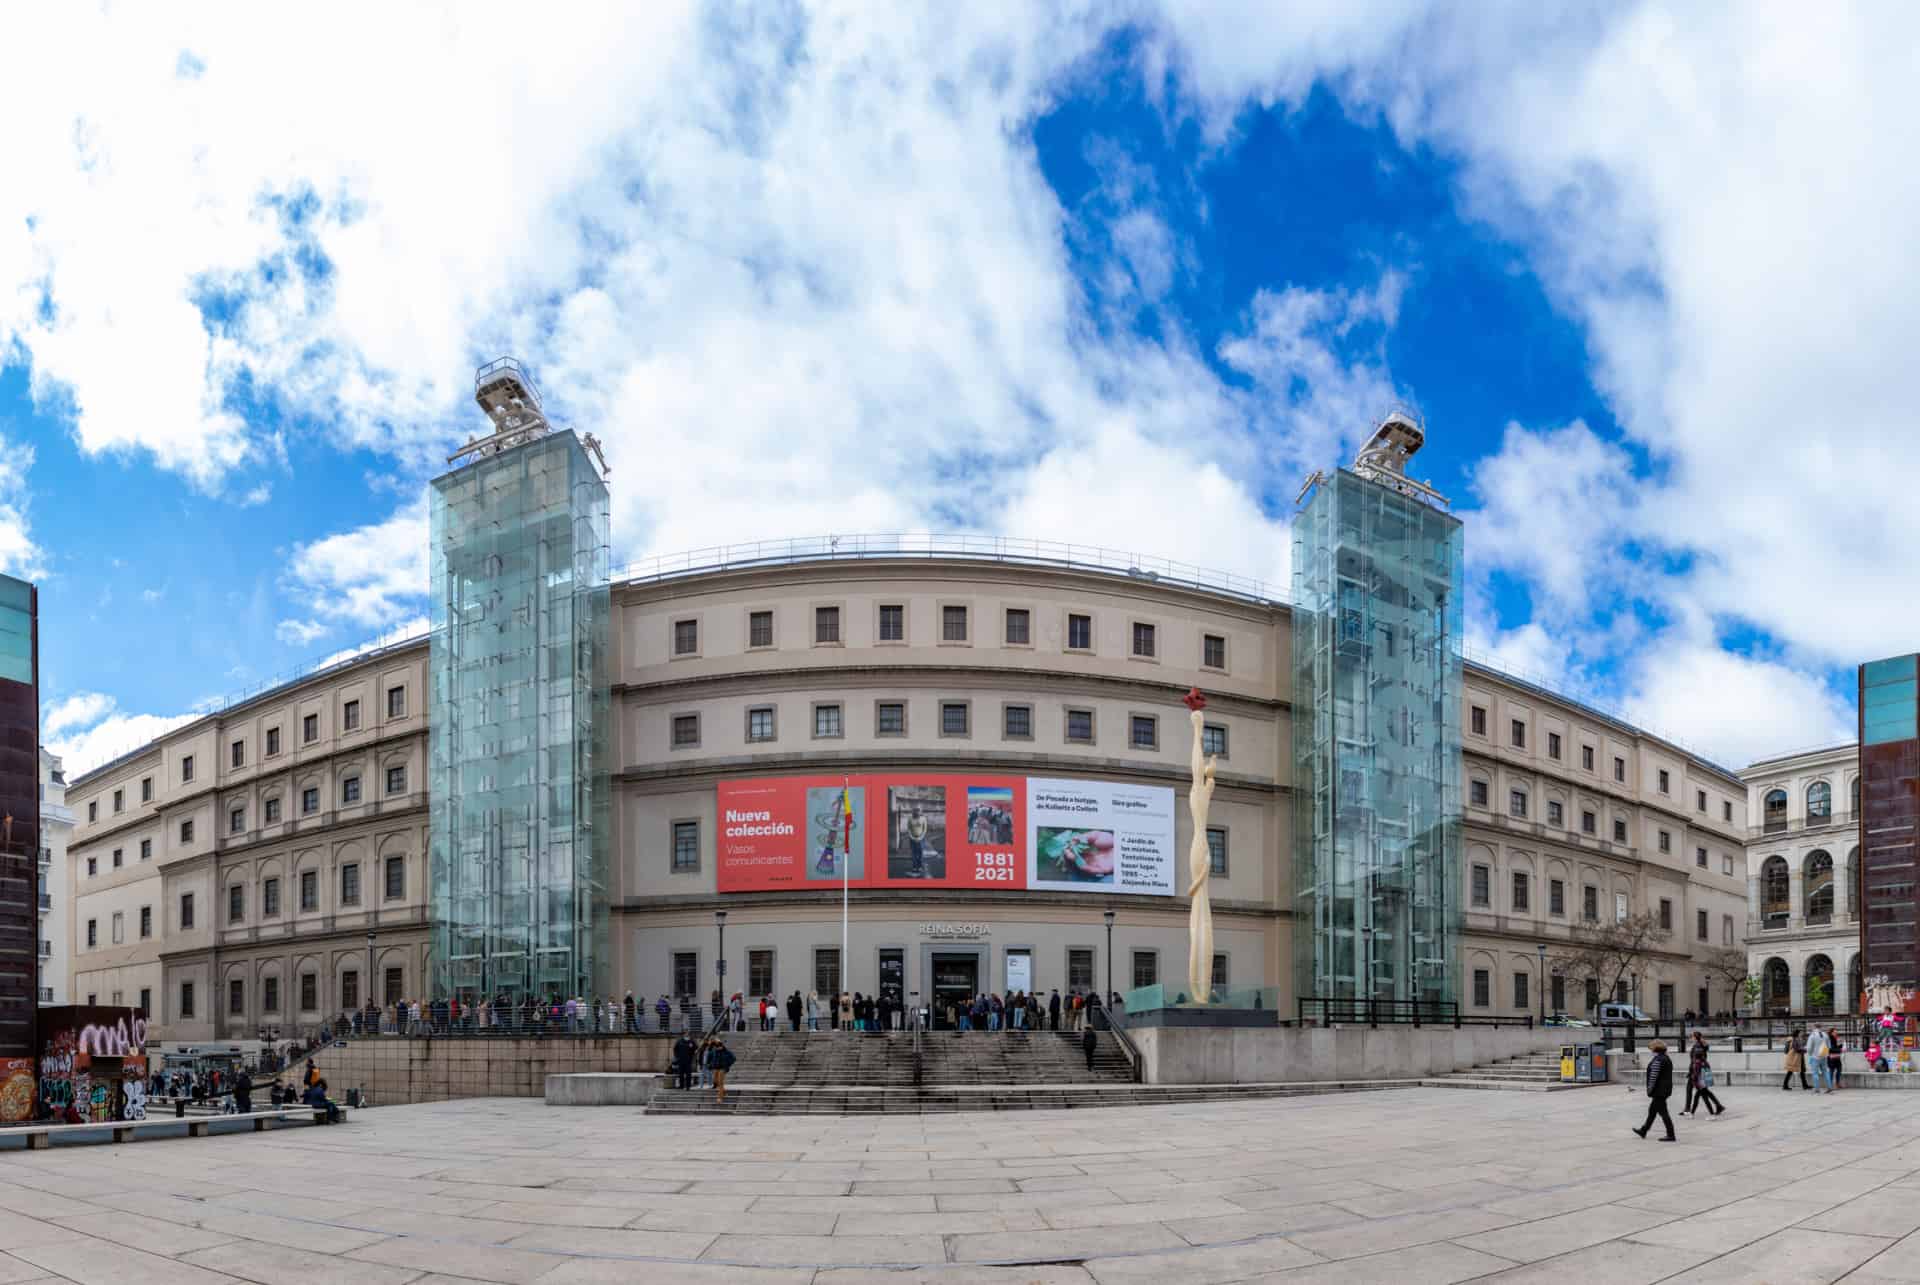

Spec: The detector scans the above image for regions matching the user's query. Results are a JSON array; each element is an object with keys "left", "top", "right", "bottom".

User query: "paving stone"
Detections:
[
  {"left": 1084, "top": 1234, "right": 1325, "bottom": 1283},
  {"left": 1474, "top": 1238, "right": 1717, "bottom": 1283},
  {"left": 702, "top": 1232, "right": 947, "bottom": 1266},
  {"left": 1454, "top": 1201, "right": 1674, "bottom": 1263},
  {"left": 179, "top": 1239, "right": 427, "bottom": 1285},
  {"left": 10, "top": 1238, "right": 247, "bottom": 1285},
  {"left": 1659, "top": 1227, "right": 1894, "bottom": 1283},
  {"left": 1254, "top": 1240, "right": 1517, "bottom": 1283},
  {"left": 47, "top": 1210, "right": 236, "bottom": 1256}
]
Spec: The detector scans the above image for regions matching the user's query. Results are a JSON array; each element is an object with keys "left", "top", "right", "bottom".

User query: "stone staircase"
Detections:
[
  {"left": 1424, "top": 1050, "right": 1584, "bottom": 1092},
  {"left": 692, "top": 1028, "right": 1135, "bottom": 1089},
  {"left": 646, "top": 1079, "right": 1424, "bottom": 1115}
]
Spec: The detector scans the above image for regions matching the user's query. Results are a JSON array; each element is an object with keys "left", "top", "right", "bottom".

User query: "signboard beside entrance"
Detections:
[{"left": 1006, "top": 949, "right": 1032, "bottom": 994}]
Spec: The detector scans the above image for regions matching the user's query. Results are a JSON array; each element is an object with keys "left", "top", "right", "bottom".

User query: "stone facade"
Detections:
[{"left": 1742, "top": 742, "right": 1860, "bottom": 1015}]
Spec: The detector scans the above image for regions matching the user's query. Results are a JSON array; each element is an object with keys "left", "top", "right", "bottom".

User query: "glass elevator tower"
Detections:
[
  {"left": 1292, "top": 410, "right": 1463, "bottom": 1007},
  {"left": 430, "top": 358, "right": 612, "bottom": 1004}
]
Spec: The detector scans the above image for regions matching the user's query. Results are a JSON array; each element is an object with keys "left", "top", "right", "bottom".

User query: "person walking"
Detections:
[
  {"left": 1633, "top": 1038, "right": 1677, "bottom": 1141},
  {"left": 1682, "top": 1032, "right": 1723, "bottom": 1117},
  {"left": 1081, "top": 1023, "right": 1098, "bottom": 1072},
  {"left": 1783, "top": 1027, "right": 1810, "bottom": 1090},
  {"left": 1807, "top": 1025, "right": 1832, "bottom": 1093},
  {"left": 1827, "top": 1027, "right": 1845, "bottom": 1090},
  {"left": 233, "top": 1067, "right": 254, "bottom": 1115},
  {"left": 712, "top": 1039, "right": 735, "bottom": 1105}
]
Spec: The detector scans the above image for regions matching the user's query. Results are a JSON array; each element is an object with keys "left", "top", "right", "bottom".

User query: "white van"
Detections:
[{"left": 1595, "top": 1003, "right": 1653, "bottom": 1025}]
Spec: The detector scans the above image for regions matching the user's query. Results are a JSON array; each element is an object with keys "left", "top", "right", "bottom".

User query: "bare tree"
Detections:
[
  {"left": 1701, "top": 948, "right": 1751, "bottom": 1017},
  {"left": 1553, "top": 912, "right": 1665, "bottom": 1012}
]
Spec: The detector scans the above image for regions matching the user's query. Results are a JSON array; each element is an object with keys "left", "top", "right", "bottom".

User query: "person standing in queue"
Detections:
[
  {"left": 1633, "top": 1039, "right": 1677, "bottom": 1141},
  {"left": 1081, "top": 1023, "right": 1098, "bottom": 1072},
  {"left": 1048, "top": 989, "right": 1062, "bottom": 1031}
]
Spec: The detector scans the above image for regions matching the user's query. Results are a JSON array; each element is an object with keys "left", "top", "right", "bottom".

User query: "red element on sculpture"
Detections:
[{"left": 1182, "top": 687, "right": 1207, "bottom": 712}]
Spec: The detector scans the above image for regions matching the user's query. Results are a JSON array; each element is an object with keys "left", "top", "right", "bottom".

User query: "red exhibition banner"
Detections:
[{"left": 717, "top": 774, "right": 1025, "bottom": 892}]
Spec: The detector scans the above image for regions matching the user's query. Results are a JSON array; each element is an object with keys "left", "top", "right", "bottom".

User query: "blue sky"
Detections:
[{"left": 8, "top": 5, "right": 1911, "bottom": 772}]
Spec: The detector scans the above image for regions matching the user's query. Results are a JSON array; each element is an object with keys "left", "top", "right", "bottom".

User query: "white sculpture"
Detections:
[{"left": 1185, "top": 688, "right": 1218, "bottom": 1005}]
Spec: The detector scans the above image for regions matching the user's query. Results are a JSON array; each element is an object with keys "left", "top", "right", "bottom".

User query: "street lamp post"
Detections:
[
  {"left": 715, "top": 910, "right": 727, "bottom": 1026},
  {"left": 367, "top": 930, "right": 377, "bottom": 1023},
  {"left": 1361, "top": 926, "right": 1374, "bottom": 1025},
  {"left": 1536, "top": 944, "right": 1546, "bottom": 1026},
  {"left": 1103, "top": 910, "right": 1115, "bottom": 1009}
]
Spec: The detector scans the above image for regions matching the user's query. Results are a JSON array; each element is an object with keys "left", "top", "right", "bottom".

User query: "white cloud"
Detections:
[
  {"left": 238, "top": 483, "right": 272, "bottom": 506},
  {"left": 1621, "top": 637, "right": 1857, "bottom": 771},
  {"left": 0, "top": 434, "right": 45, "bottom": 581},
  {"left": 140, "top": 586, "right": 165, "bottom": 604},
  {"left": 274, "top": 618, "right": 329, "bottom": 646},
  {"left": 43, "top": 691, "right": 115, "bottom": 737},
  {"left": 281, "top": 496, "right": 428, "bottom": 632},
  {"left": 42, "top": 693, "right": 198, "bottom": 777},
  {"left": 316, "top": 616, "right": 429, "bottom": 669}
]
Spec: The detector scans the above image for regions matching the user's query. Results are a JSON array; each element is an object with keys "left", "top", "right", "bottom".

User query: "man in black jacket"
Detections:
[
  {"left": 671, "top": 1034, "right": 695, "bottom": 1091},
  {"left": 1048, "top": 989, "right": 1062, "bottom": 1031},
  {"left": 1634, "top": 1039, "right": 1677, "bottom": 1141}
]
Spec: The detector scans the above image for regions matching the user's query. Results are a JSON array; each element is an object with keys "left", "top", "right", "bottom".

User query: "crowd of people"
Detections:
[
  {"left": 702, "top": 987, "right": 1123, "bottom": 1034},
  {"left": 1636, "top": 1015, "right": 1903, "bottom": 1142}
]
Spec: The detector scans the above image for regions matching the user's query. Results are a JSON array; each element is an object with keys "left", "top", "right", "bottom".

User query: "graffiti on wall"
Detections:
[
  {"left": 1866, "top": 975, "right": 1916, "bottom": 1018},
  {"left": 39, "top": 1024, "right": 150, "bottom": 1123},
  {"left": 0, "top": 1058, "right": 32, "bottom": 1123},
  {"left": 77, "top": 1015, "right": 147, "bottom": 1057}
]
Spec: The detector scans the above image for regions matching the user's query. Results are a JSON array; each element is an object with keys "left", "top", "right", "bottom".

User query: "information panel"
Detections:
[{"left": 1025, "top": 777, "right": 1177, "bottom": 896}]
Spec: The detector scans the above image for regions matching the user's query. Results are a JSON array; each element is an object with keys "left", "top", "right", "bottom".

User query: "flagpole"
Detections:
[{"left": 841, "top": 775, "right": 850, "bottom": 1018}]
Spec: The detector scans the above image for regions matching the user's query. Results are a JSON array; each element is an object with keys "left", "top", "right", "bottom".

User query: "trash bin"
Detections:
[
  {"left": 1588, "top": 1042, "right": 1610, "bottom": 1082},
  {"left": 1560, "top": 1044, "right": 1577, "bottom": 1082},
  {"left": 1574, "top": 1045, "right": 1591, "bottom": 1082},
  {"left": 346, "top": 1088, "right": 361, "bottom": 1109}
]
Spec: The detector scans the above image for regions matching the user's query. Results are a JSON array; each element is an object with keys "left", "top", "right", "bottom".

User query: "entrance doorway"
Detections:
[{"left": 931, "top": 952, "right": 979, "bottom": 1029}]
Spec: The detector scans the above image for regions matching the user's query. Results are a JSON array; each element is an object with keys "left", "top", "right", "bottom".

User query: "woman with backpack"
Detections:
[
  {"left": 1682, "top": 1031, "right": 1724, "bottom": 1117},
  {"left": 1827, "top": 1027, "right": 1845, "bottom": 1089},
  {"left": 711, "top": 1039, "right": 736, "bottom": 1104}
]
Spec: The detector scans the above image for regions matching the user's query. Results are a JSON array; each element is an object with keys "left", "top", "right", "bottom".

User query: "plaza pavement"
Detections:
[{"left": 0, "top": 1084, "right": 1916, "bottom": 1282}]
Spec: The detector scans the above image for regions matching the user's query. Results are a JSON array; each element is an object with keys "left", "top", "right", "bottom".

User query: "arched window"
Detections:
[
  {"left": 1806, "top": 851, "right": 1834, "bottom": 925},
  {"left": 1807, "top": 781, "right": 1831, "bottom": 823},
  {"left": 1852, "top": 777, "right": 1861, "bottom": 818},
  {"left": 1806, "top": 954, "right": 1834, "bottom": 1016},
  {"left": 1764, "top": 958, "right": 1791, "bottom": 1015},
  {"left": 1764, "top": 789, "right": 1788, "bottom": 833},
  {"left": 1847, "top": 847, "right": 1859, "bottom": 918},
  {"left": 1762, "top": 856, "right": 1791, "bottom": 928}
]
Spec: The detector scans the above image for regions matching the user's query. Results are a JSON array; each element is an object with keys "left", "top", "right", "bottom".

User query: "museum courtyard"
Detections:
[{"left": 0, "top": 1086, "right": 1914, "bottom": 1283}]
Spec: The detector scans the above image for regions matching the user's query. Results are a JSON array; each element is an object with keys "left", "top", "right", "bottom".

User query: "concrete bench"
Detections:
[
  {"left": 18, "top": 1108, "right": 317, "bottom": 1149},
  {"left": 545, "top": 1073, "right": 664, "bottom": 1106}
]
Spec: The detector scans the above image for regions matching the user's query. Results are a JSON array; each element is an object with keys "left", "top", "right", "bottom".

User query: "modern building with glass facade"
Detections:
[
  {"left": 0, "top": 575, "right": 36, "bottom": 1057},
  {"left": 1292, "top": 416, "right": 1464, "bottom": 1007},
  {"left": 1859, "top": 653, "right": 1920, "bottom": 1003},
  {"left": 428, "top": 359, "right": 612, "bottom": 1005}
]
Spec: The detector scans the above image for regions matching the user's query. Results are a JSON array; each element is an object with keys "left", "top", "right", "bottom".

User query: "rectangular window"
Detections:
[
  {"left": 877, "top": 604, "right": 903, "bottom": 642},
  {"left": 1613, "top": 818, "right": 1628, "bottom": 843},
  {"left": 139, "top": 987, "right": 151, "bottom": 1015},
  {"left": 179, "top": 894, "right": 193, "bottom": 930},
  {"left": 266, "top": 727, "right": 280, "bottom": 756},
  {"left": 1547, "top": 800, "right": 1563, "bottom": 826},
  {"left": 1510, "top": 790, "right": 1528, "bottom": 819},
  {"left": 1658, "top": 984, "right": 1675, "bottom": 1022},
  {"left": 942, "top": 604, "right": 969, "bottom": 642},
  {"left": 941, "top": 702, "right": 969, "bottom": 736},
  {"left": 1470, "top": 780, "right": 1488, "bottom": 806},
  {"left": 181, "top": 755, "right": 194, "bottom": 783},
  {"left": 1616, "top": 892, "right": 1629, "bottom": 923},
  {"left": 1129, "top": 715, "right": 1157, "bottom": 749},
  {"left": 1202, "top": 633, "right": 1227, "bottom": 670},
  {"left": 1548, "top": 732, "right": 1562, "bottom": 760},
  {"left": 1697, "top": 789, "right": 1707, "bottom": 812},
  {"left": 263, "top": 877, "right": 280, "bottom": 917},
  {"left": 141, "top": 777, "right": 153, "bottom": 802},
  {"left": 1586, "top": 979, "right": 1600, "bottom": 1012},
  {"left": 229, "top": 978, "right": 244, "bottom": 1015},
  {"left": 342, "top": 776, "right": 361, "bottom": 804},
  {"left": 180, "top": 819, "right": 194, "bottom": 843},
  {"left": 300, "top": 974, "right": 316, "bottom": 1012},
  {"left": 1512, "top": 871, "right": 1529, "bottom": 912},
  {"left": 1131, "top": 622, "right": 1156, "bottom": 657},
  {"left": 1513, "top": 972, "right": 1529, "bottom": 1010},
  {"left": 265, "top": 797, "right": 281, "bottom": 823},
  {"left": 1659, "top": 898, "right": 1673, "bottom": 931},
  {"left": 747, "top": 707, "right": 776, "bottom": 742},
  {"left": 1212, "top": 954, "right": 1228, "bottom": 987},
  {"left": 264, "top": 977, "right": 280, "bottom": 1012},
  {"left": 749, "top": 950, "right": 774, "bottom": 996},
  {"left": 1131, "top": 951, "right": 1158, "bottom": 989},
  {"left": 139, "top": 905, "right": 152, "bottom": 938},
  {"left": 343, "top": 699, "right": 361, "bottom": 732},
  {"left": 230, "top": 807, "right": 244, "bottom": 834},
  {"left": 673, "top": 952, "right": 699, "bottom": 998},
  {"left": 88, "top": 801, "right": 96, "bottom": 823},
  {"left": 1004, "top": 608, "right": 1030, "bottom": 645},
  {"left": 1511, "top": 719, "right": 1526, "bottom": 748},
  {"left": 304, "top": 713, "right": 319, "bottom": 743},
  {"left": 139, "top": 838, "right": 151, "bottom": 860},
  {"left": 1549, "top": 878, "right": 1565, "bottom": 916},
  {"left": 385, "top": 856, "right": 404, "bottom": 900},
  {"left": 1696, "top": 846, "right": 1708, "bottom": 868},
  {"left": 1551, "top": 975, "right": 1565, "bottom": 1013},
  {"left": 1003, "top": 704, "right": 1032, "bottom": 739},
  {"left": 300, "top": 870, "right": 318, "bottom": 912},
  {"left": 228, "top": 886, "right": 243, "bottom": 923},
  {"left": 383, "top": 967, "right": 403, "bottom": 1006},
  {"left": 672, "top": 821, "right": 700, "bottom": 872},
  {"left": 112, "top": 848, "right": 122, "bottom": 868},
  {"left": 814, "top": 947, "right": 841, "bottom": 999},
  {"left": 671, "top": 713, "right": 700, "bottom": 748},
  {"left": 1582, "top": 745, "right": 1595, "bottom": 770},
  {"left": 1066, "top": 613, "right": 1092, "bottom": 650},
  {"left": 387, "top": 765, "right": 407, "bottom": 794},
  {"left": 1206, "top": 827, "right": 1228, "bottom": 877},
  {"left": 1657, "top": 829, "right": 1670, "bottom": 853},
  {"left": 1723, "top": 855, "right": 1734, "bottom": 876},
  {"left": 1723, "top": 801, "right": 1732, "bottom": 822},
  {"left": 86, "top": 919, "right": 97, "bottom": 948},
  {"left": 1723, "top": 915, "right": 1734, "bottom": 945},
  {"left": 1471, "top": 864, "right": 1491, "bottom": 907},
  {"left": 341, "top": 970, "right": 359, "bottom": 1011},
  {"left": 1697, "top": 908, "right": 1708, "bottom": 940},
  {"left": 113, "top": 788, "right": 123, "bottom": 813},
  {"left": 1581, "top": 809, "right": 1596, "bottom": 834},
  {"left": 813, "top": 704, "right": 843, "bottom": 738},
  {"left": 302, "top": 787, "right": 319, "bottom": 814},
  {"left": 1473, "top": 969, "right": 1490, "bottom": 1008},
  {"left": 819, "top": 606, "right": 847, "bottom": 644},
  {"left": 180, "top": 983, "right": 195, "bottom": 1019},
  {"left": 387, "top": 686, "right": 406, "bottom": 718},
  {"left": 750, "top": 610, "right": 775, "bottom": 647},
  {"left": 1614, "top": 756, "right": 1626, "bottom": 783},
  {"left": 232, "top": 740, "right": 245, "bottom": 769},
  {"left": 1583, "top": 885, "right": 1598, "bottom": 922},
  {"left": 875, "top": 702, "right": 905, "bottom": 736},
  {"left": 1471, "top": 705, "right": 1486, "bottom": 735},
  {"left": 87, "top": 857, "right": 96, "bottom": 878},
  {"left": 1201, "top": 724, "right": 1229, "bottom": 757},
  {"left": 111, "top": 912, "right": 123, "bottom": 944},
  {"left": 673, "top": 618, "right": 699, "bottom": 655},
  {"left": 342, "top": 862, "right": 361, "bottom": 905},
  {"left": 1658, "top": 768, "right": 1670, "bottom": 793},
  {"left": 1067, "top": 948, "right": 1094, "bottom": 992},
  {"left": 1065, "top": 708, "right": 1094, "bottom": 743}
]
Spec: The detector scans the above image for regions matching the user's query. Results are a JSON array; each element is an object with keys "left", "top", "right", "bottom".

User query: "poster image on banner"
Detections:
[
  {"left": 886, "top": 783, "right": 947, "bottom": 880},
  {"left": 1026, "top": 778, "right": 1176, "bottom": 896},
  {"left": 803, "top": 785, "right": 866, "bottom": 882}
]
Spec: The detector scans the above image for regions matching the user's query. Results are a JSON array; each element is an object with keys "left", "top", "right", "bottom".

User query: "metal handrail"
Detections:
[{"left": 1091, "top": 1001, "right": 1143, "bottom": 1083}]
